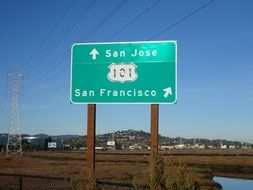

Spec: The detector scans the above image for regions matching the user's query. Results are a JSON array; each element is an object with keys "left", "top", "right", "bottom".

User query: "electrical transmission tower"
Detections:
[{"left": 6, "top": 69, "right": 23, "bottom": 157}]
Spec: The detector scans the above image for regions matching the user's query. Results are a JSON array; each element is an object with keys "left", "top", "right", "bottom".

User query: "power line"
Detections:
[
  {"left": 21, "top": 0, "right": 76, "bottom": 70},
  {"left": 23, "top": 82, "right": 69, "bottom": 98},
  {"left": 149, "top": 0, "right": 216, "bottom": 40},
  {"left": 24, "top": 0, "right": 159, "bottom": 94},
  {"left": 24, "top": 52, "right": 70, "bottom": 89},
  {"left": 24, "top": 0, "right": 128, "bottom": 89},
  {"left": 106, "top": 0, "right": 160, "bottom": 41},
  {"left": 24, "top": 0, "right": 97, "bottom": 78},
  {"left": 24, "top": 0, "right": 158, "bottom": 89},
  {"left": 40, "top": 65, "right": 70, "bottom": 84},
  {"left": 79, "top": 0, "right": 128, "bottom": 41},
  {"left": 24, "top": 0, "right": 216, "bottom": 97}
]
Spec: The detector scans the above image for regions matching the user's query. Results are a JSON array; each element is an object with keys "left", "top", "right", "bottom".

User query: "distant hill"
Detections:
[
  {"left": 51, "top": 135, "right": 80, "bottom": 140},
  {"left": 60, "top": 129, "right": 252, "bottom": 149},
  {"left": 33, "top": 134, "right": 79, "bottom": 140},
  {"left": 0, "top": 130, "right": 251, "bottom": 149},
  {"left": 34, "top": 134, "right": 49, "bottom": 139},
  {"left": 94, "top": 129, "right": 251, "bottom": 148}
]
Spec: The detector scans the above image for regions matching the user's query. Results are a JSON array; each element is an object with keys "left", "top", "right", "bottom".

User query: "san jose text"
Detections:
[{"left": 105, "top": 48, "right": 157, "bottom": 58}]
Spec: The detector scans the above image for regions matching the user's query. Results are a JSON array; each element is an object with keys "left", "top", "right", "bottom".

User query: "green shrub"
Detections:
[
  {"left": 86, "top": 171, "right": 96, "bottom": 190},
  {"left": 71, "top": 171, "right": 96, "bottom": 190},
  {"left": 135, "top": 155, "right": 200, "bottom": 190},
  {"left": 132, "top": 173, "right": 149, "bottom": 190},
  {"left": 70, "top": 177, "right": 85, "bottom": 190},
  {"left": 149, "top": 155, "right": 166, "bottom": 190},
  {"left": 165, "top": 161, "right": 200, "bottom": 190}
]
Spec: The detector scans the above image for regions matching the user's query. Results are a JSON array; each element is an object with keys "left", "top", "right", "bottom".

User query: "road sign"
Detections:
[{"left": 70, "top": 41, "right": 177, "bottom": 104}]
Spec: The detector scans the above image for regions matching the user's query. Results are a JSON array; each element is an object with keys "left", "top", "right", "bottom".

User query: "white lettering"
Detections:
[
  {"left": 131, "top": 49, "right": 157, "bottom": 57},
  {"left": 138, "top": 90, "right": 143, "bottom": 96},
  {"left": 105, "top": 50, "right": 111, "bottom": 57},
  {"left": 152, "top": 50, "right": 157, "bottom": 56},
  {"left": 100, "top": 89, "right": 106, "bottom": 96},
  {"left": 105, "top": 50, "right": 125, "bottom": 57},
  {"left": 98, "top": 88, "right": 157, "bottom": 97},
  {"left": 75, "top": 89, "right": 80, "bottom": 97},
  {"left": 75, "top": 89, "right": 94, "bottom": 97},
  {"left": 151, "top": 90, "right": 156, "bottom": 96}
]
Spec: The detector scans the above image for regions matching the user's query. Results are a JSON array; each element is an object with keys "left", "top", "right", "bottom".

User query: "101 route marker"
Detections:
[{"left": 70, "top": 41, "right": 177, "bottom": 104}]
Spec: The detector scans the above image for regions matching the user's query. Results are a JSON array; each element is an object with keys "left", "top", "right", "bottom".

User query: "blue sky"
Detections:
[{"left": 0, "top": 0, "right": 253, "bottom": 143}]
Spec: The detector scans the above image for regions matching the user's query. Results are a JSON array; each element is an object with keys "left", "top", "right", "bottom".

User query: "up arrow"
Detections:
[
  {"left": 90, "top": 48, "right": 99, "bottom": 60},
  {"left": 163, "top": 87, "right": 172, "bottom": 98}
]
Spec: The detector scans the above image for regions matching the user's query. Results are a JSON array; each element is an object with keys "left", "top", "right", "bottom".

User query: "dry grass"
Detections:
[{"left": 0, "top": 149, "right": 252, "bottom": 189}]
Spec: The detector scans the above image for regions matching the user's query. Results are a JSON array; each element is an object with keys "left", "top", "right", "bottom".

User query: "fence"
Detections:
[{"left": 0, "top": 172, "right": 134, "bottom": 190}]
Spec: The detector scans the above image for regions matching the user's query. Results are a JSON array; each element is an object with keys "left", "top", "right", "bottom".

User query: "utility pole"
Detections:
[{"left": 6, "top": 69, "right": 23, "bottom": 157}]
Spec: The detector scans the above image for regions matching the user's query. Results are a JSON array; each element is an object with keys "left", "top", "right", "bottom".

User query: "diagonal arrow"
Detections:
[
  {"left": 163, "top": 87, "right": 172, "bottom": 98},
  {"left": 90, "top": 48, "right": 99, "bottom": 60}
]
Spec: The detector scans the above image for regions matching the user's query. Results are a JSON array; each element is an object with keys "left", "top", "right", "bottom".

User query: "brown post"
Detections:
[
  {"left": 86, "top": 104, "right": 96, "bottom": 176},
  {"left": 150, "top": 104, "right": 159, "bottom": 158}
]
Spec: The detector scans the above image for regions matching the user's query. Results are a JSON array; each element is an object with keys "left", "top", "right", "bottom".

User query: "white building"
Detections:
[{"left": 107, "top": 141, "right": 116, "bottom": 149}]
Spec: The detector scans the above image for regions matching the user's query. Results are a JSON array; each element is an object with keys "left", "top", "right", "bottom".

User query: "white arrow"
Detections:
[
  {"left": 163, "top": 87, "right": 172, "bottom": 98},
  {"left": 90, "top": 48, "right": 99, "bottom": 60}
]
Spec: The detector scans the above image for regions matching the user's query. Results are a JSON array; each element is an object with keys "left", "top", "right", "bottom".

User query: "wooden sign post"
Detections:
[
  {"left": 86, "top": 104, "right": 96, "bottom": 180},
  {"left": 150, "top": 104, "right": 159, "bottom": 158}
]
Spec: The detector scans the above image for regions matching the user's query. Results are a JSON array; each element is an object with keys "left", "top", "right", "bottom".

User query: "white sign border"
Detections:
[{"left": 70, "top": 40, "right": 177, "bottom": 105}]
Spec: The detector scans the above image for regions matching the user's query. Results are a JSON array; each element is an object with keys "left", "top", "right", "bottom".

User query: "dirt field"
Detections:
[{"left": 0, "top": 149, "right": 252, "bottom": 189}]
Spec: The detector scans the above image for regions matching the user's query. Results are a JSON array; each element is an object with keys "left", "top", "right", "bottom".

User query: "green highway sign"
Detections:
[{"left": 70, "top": 41, "right": 177, "bottom": 104}]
